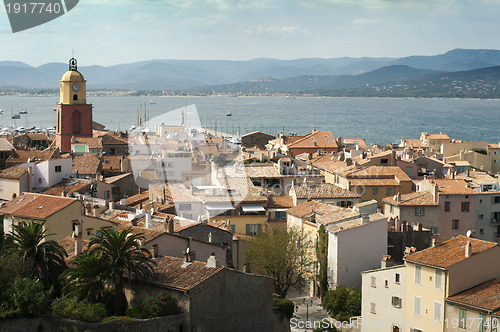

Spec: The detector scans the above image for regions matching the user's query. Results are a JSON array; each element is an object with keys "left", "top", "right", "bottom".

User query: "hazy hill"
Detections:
[{"left": 1, "top": 49, "right": 500, "bottom": 94}]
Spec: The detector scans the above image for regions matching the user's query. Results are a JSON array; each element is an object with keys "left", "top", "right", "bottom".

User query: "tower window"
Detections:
[{"left": 73, "top": 94, "right": 78, "bottom": 101}]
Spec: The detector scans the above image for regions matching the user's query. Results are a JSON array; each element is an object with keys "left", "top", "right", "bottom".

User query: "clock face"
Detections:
[{"left": 72, "top": 84, "right": 80, "bottom": 91}]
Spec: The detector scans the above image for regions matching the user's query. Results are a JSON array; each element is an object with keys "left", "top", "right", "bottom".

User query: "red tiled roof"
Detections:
[
  {"left": 0, "top": 193, "right": 78, "bottom": 219},
  {"left": 432, "top": 179, "right": 478, "bottom": 195},
  {"left": 405, "top": 235, "right": 498, "bottom": 268},
  {"left": 447, "top": 279, "right": 500, "bottom": 312},
  {"left": 293, "top": 183, "right": 361, "bottom": 199},
  {"left": 42, "top": 180, "right": 90, "bottom": 196},
  {"left": 7, "top": 149, "right": 58, "bottom": 163},
  {"left": 72, "top": 153, "right": 102, "bottom": 175},
  {"left": 0, "top": 165, "right": 28, "bottom": 179},
  {"left": 147, "top": 255, "right": 224, "bottom": 291},
  {"left": 269, "top": 195, "right": 294, "bottom": 208},
  {"left": 382, "top": 191, "right": 438, "bottom": 206},
  {"left": 288, "top": 131, "right": 338, "bottom": 149},
  {"left": 73, "top": 137, "right": 103, "bottom": 149}
]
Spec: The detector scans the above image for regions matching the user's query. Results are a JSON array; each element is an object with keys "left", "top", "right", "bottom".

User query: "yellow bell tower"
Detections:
[
  {"left": 59, "top": 58, "right": 87, "bottom": 104},
  {"left": 56, "top": 58, "right": 93, "bottom": 153}
]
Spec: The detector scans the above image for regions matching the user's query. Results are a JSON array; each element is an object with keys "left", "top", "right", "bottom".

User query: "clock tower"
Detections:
[{"left": 55, "top": 58, "right": 93, "bottom": 152}]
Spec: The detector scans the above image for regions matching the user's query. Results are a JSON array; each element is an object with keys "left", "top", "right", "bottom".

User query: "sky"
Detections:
[{"left": 1, "top": 0, "right": 500, "bottom": 66}]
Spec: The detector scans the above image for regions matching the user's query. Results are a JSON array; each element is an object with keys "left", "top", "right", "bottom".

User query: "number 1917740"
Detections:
[
  {"left": 443, "top": 317, "right": 498, "bottom": 329},
  {"left": 5, "top": 2, "right": 61, "bottom": 14}
]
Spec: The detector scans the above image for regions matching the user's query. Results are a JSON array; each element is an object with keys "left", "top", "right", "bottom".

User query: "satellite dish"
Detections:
[{"left": 466, "top": 230, "right": 472, "bottom": 238}]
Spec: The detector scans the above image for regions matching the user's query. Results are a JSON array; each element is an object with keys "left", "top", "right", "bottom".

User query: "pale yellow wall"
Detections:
[
  {"left": 441, "top": 141, "right": 488, "bottom": 158},
  {"left": 404, "top": 262, "right": 446, "bottom": 332},
  {"left": 60, "top": 75, "right": 87, "bottom": 105},
  {"left": 210, "top": 214, "right": 267, "bottom": 235},
  {"left": 10, "top": 202, "right": 117, "bottom": 242},
  {"left": 447, "top": 151, "right": 493, "bottom": 173},
  {"left": 0, "top": 175, "right": 28, "bottom": 201}
]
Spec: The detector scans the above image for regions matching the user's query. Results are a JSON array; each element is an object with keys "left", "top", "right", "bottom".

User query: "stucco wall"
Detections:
[{"left": 361, "top": 265, "right": 406, "bottom": 332}]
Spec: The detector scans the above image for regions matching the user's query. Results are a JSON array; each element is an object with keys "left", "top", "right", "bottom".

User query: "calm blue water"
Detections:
[{"left": 1, "top": 95, "right": 499, "bottom": 145}]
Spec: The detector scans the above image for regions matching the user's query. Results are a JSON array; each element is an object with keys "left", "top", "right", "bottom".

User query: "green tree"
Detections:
[
  {"left": 246, "top": 226, "right": 310, "bottom": 298},
  {"left": 61, "top": 251, "right": 111, "bottom": 303},
  {"left": 316, "top": 224, "right": 328, "bottom": 299},
  {"left": 7, "top": 220, "right": 67, "bottom": 286},
  {"left": 88, "top": 228, "right": 156, "bottom": 315},
  {"left": 322, "top": 286, "right": 361, "bottom": 322}
]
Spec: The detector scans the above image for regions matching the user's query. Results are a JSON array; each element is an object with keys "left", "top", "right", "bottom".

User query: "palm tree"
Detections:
[
  {"left": 88, "top": 227, "right": 156, "bottom": 315},
  {"left": 61, "top": 251, "right": 111, "bottom": 303},
  {"left": 7, "top": 220, "right": 67, "bottom": 286}
]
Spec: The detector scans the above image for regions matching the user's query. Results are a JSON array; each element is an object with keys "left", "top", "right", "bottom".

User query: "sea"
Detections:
[{"left": 1, "top": 95, "right": 499, "bottom": 146}]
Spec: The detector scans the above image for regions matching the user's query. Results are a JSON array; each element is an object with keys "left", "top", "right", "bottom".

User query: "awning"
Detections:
[
  {"left": 241, "top": 204, "right": 266, "bottom": 212},
  {"left": 205, "top": 203, "right": 234, "bottom": 211},
  {"left": 267, "top": 208, "right": 288, "bottom": 212}
]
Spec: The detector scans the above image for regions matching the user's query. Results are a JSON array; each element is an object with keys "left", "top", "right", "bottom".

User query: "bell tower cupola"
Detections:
[{"left": 59, "top": 57, "right": 87, "bottom": 105}]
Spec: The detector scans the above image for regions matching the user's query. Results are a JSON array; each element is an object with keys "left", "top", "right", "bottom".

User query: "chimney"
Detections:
[
  {"left": 120, "top": 198, "right": 126, "bottom": 206},
  {"left": 396, "top": 193, "right": 401, "bottom": 202},
  {"left": 92, "top": 206, "right": 99, "bottom": 217},
  {"left": 242, "top": 263, "right": 248, "bottom": 273},
  {"left": 74, "top": 223, "right": 82, "bottom": 256},
  {"left": 207, "top": 252, "right": 218, "bottom": 268},
  {"left": 145, "top": 210, "right": 152, "bottom": 228},
  {"left": 108, "top": 201, "right": 114, "bottom": 210},
  {"left": 381, "top": 255, "right": 393, "bottom": 268},
  {"left": 465, "top": 241, "right": 472, "bottom": 258},
  {"left": 165, "top": 217, "right": 174, "bottom": 233},
  {"left": 361, "top": 213, "right": 370, "bottom": 225},
  {"left": 432, "top": 234, "right": 440, "bottom": 247}
]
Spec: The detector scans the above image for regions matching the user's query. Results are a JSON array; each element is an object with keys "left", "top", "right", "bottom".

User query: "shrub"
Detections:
[
  {"left": 52, "top": 297, "right": 107, "bottom": 322},
  {"left": 126, "top": 292, "right": 180, "bottom": 319},
  {"left": 273, "top": 298, "right": 295, "bottom": 321},
  {"left": 10, "top": 278, "right": 51, "bottom": 317},
  {"left": 102, "top": 316, "right": 135, "bottom": 322},
  {"left": 322, "top": 286, "right": 361, "bottom": 322}
]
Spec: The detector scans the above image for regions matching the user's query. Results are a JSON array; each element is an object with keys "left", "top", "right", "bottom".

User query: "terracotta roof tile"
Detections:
[
  {"left": 293, "top": 183, "right": 361, "bottom": 199},
  {"left": 42, "top": 180, "right": 91, "bottom": 196},
  {"left": 72, "top": 153, "right": 102, "bottom": 175},
  {"left": 73, "top": 137, "right": 103, "bottom": 149},
  {"left": 269, "top": 195, "right": 294, "bottom": 208},
  {"left": 147, "top": 255, "right": 224, "bottom": 291},
  {"left": 343, "top": 138, "right": 368, "bottom": 150},
  {"left": 405, "top": 235, "right": 498, "bottom": 268},
  {"left": 102, "top": 155, "right": 123, "bottom": 172},
  {"left": 327, "top": 212, "right": 386, "bottom": 233},
  {"left": 0, "top": 193, "right": 78, "bottom": 219},
  {"left": 427, "top": 133, "right": 450, "bottom": 140},
  {"left": 432, "top": 179, "right": 478, "bottom": 195},
  {"left": 7, "top": 149, "right": 58, "bottom": 164},
  {"left": 0, "top": 138, "right": 14, "bottom": 151},
  {"left": 0, "top": 165, "right": 28, "bottom": 179},
  {"left": 244, "top": 165, "right": 282, "bottom": 178},
  {"left": 288, "top": 131, "right": 338, "bottom": 149},
  {"left": 382, "top": 191, "right": 439, "bottom": 206},
  {"left": 447, "top": 279, "right": 500, "bottom": 312}
]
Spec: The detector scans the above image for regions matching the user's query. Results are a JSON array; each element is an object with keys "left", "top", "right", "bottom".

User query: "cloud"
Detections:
[
  {"left": 352, "top": 18, "right": 380, "bottom": 26},
  {"left": 242, "top": 24, "right": 311, "bottom": 37}
]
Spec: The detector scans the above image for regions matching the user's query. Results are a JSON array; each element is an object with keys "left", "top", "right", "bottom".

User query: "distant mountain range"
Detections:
[{"left": 3, "top": 49, "right": 500, "bottom": 97}]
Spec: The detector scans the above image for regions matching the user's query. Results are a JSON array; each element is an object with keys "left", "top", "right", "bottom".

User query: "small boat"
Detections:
[
  {"left": 149, "top": 99, "right": 156, "bottom": 104},
  {"left": 0, "top": 109, "right": 3, "bottom": 114},
  {"left": 226, "top": 110, "right": 231, "bottom": 116},
  {"left": 11, "top": 114, "right": 20, "bottom": 119},
  {"left": 19, "top": 110, "right": 28, "bottom": 114},
  {"left": 229, "top": 137, "right": 241, "bottom": 144}
]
